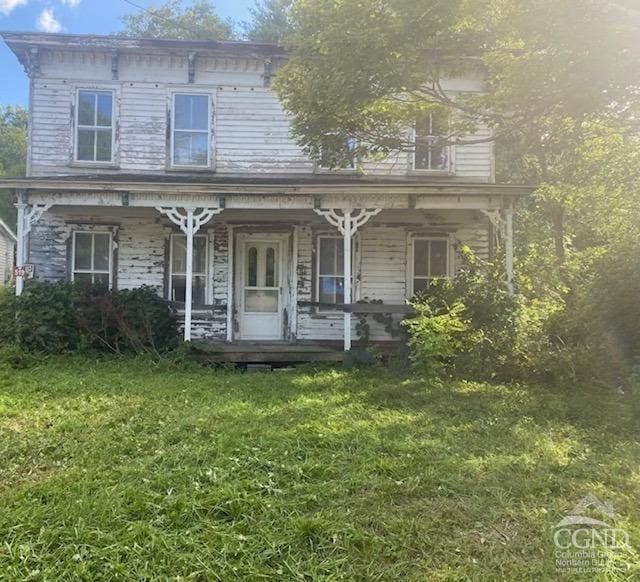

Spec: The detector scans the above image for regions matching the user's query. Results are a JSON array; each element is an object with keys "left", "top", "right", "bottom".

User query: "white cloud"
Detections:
[
  {"left": 0, "top": 0, "right": 28, "bottom": 17},
  {"left": 37, "top": 8, "right": 62, "bottom": 33},
  {"left": 60, "top": 0, "right": 81, "bottom": 6}
]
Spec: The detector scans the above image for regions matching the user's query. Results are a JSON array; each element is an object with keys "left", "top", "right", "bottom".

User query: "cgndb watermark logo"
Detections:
[{"left": 553, "top": 493, "right": 629, "bottom": 575}]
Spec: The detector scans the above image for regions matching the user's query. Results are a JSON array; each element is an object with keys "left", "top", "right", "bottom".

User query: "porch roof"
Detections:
[{"left": 0, "top": 173, "right": 534, "bottom": 198}]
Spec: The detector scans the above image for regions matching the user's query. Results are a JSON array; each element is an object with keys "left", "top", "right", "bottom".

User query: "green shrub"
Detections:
[
  {"left": 403, "top": 301, "right": 467, "bottom": 376},
  {"left": 0, "top": 281, "right": 178, "bottom": 356},
  {"left": 76, "top": 285, "right": 179, "bottom": 355},
  {"left": 415, "top": 248, "right": 520, "bottom": 380},
  {"left": 0, "top": 281, "right": 79, "bottom": 353}
]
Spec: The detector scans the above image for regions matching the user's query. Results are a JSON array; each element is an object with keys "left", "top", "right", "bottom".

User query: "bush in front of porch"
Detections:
[{"left": 0, "top": 281, "right": 178, "bottom": 356}]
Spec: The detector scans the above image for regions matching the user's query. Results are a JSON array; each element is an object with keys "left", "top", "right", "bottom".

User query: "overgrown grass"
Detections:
[{"left": 0, "top": 358, "right": 638, "bottom": 580}]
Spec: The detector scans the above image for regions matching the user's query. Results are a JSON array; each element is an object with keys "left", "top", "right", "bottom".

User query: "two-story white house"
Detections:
[{"left": 0, "top": 32, "right": 529, "bottom": 357}]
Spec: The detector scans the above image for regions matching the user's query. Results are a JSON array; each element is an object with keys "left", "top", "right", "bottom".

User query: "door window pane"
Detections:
[
  {"left": 265, "top": 247, "right": 276, "bottom": 287},
  {"left": 245, "top": 289, "right": 278, "bottom": 313},
  {"left": 247, "top": 246, "right": 258, "bottom": 287}
]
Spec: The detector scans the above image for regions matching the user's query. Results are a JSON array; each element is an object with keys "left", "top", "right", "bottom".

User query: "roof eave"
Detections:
[{"left": 0, "top": 31, "right": 286, "bottom": 60}]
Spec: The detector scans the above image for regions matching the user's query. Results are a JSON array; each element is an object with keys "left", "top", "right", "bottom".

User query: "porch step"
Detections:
[{"left": 191, "top": 341, "right": 345, "bottom": 364}]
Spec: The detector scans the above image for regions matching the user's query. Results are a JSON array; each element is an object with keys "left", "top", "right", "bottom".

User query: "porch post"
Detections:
[
  {"left": 184, "top": 209, "right": 195, "bottom": 342},
  {"left": 505, "top": 208, "right": 514, "bottom": 296},
  {"left": 15, "top": 201, "right": 26, "bottom": 297},
  {"left": 14, "top": 195, "right": 52, "bottom": 297},
  {"left": 314, "top": 206, "right": 382, "bottom": 352},
  {"left": 156, "top": 206, "right": 224, "bottom": 342},
  {"left": 343, "top": 210, "right": 352, "bottom": 351}
]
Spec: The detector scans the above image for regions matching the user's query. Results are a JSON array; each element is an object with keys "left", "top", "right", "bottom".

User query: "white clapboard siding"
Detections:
[
  {"left": 119, "top": 84, "right": 168, "bottom": 172},
  {"left": 0, "top": 233, "right": 14, "bottom": 285},
  {"left": 215, "top": 88, "right": 313, "bottom": 173},
  {"left": 28, "top": 49, "right": 494, "bottom": 180}
]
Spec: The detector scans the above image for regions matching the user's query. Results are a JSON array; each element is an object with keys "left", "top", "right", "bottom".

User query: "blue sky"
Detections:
[{"left": 0, "top": 0, "right": 254, "bottom": 107}]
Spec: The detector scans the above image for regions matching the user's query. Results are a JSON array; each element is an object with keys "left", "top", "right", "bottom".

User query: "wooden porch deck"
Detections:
[{"left": 191, "top": 341, "right": 346, "bottom": 364}]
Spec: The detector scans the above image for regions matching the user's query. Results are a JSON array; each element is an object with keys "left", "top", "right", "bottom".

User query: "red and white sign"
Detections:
[{"left": 14, "top": 265, "right": 34, "bottom": 279}]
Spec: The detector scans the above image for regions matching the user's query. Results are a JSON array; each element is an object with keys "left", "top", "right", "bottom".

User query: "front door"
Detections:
[{"left": 236, "top": 234, "right": 287, "bottom": 340}]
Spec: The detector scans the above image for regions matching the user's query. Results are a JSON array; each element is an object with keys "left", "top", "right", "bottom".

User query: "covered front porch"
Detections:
[{"left": 2, "top": 175, "right": 528, "bottom": 352}]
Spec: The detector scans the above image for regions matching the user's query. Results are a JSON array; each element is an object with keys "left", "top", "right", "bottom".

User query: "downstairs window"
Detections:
[
  {"left": 72, "top": 231, "right": 112, "bottom": 287},
  {"left": 411, "top": 238, "right": 450, "bottom": 295},
  {"left": 169, "top": 234, "right": 208, "bottom": 305}
]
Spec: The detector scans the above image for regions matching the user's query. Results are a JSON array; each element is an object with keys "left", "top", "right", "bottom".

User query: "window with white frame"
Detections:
[
  {"left": 169, "top": 234, "right": 208, "bottom": 305},
  {"left": 319, "top": 135, "right": 359, "bottom": 170},
  {"left": 413, "top": 113, "right": 450, "bottom": 172},
  {"left": 76, "top": 90, "right": 115, "bottom": 163},
  {"left": 72, "top": 231, "right": 112, "bottom": 286},
  {"left": 172, "top": 94, "right": 211, "bottom": 167},
  {"left": 316, "top": 236, "right": 358, "bottom": 306},
  {"left": 411, "top": 238, "right": 450, "bottom": 294}
]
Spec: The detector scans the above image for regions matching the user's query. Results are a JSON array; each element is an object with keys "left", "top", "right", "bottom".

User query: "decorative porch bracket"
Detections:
[
  {"left": 15, "top": 201, "right": 52, "bottom": 296},
  {"left": 481, "top": 208, "right": 514, "bottom": 295},
  {"left": 314, "top": 207, "right": 382, "bottom": 352},
  {"left": 157, "top": 206, "right": 223, "bottom": 341}
]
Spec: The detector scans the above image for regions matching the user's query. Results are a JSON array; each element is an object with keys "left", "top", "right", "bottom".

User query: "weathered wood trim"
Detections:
[{"left": 298, "top": 301, "right": 414, "bottom": 314}]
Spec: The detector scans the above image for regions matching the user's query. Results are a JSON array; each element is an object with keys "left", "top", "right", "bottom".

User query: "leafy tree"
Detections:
[
  {"left": 0, "top": 106, "right": 27, "bottom": 227},
  {"left": 275, "top": 1, "right": 640, "bottom": 262},
  {"left": 243, "top": 0, "right": 292, "bottom": 44},
  {"left": 119, "top": 0, "right": 235, "bottom": 40}
]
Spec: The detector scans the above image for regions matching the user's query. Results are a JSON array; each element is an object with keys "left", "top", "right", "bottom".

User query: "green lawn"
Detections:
[{"left": 0, "top": 359, "right": 638, "bottom": 580}]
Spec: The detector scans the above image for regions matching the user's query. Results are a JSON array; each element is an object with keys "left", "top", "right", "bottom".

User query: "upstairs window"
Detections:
[
  {"left": 413, "top": 113, "right": 450, "bottom": 172},
  {"left": 76, "top": 90, "right": 114, "bottom": 163},
  {"left": 411, "top": 238, "right": 450, "bottom": 295},
  {"left": 169, "top": 234, "right": 208, "bottom": 305},
  {"left": 72, "top": 231, "right": 112, "bottom": 287},
  {"left": 318, "top": 136, "right": 358, "bottom": 170},
  {"left": 172, "top": 94, "right": 211, "bottom": 167}
]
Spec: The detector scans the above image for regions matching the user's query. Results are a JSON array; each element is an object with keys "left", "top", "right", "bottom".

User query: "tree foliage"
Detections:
[
  {"left": 276, "top": 1, "right": 640, "bottom": 160},
  {"left": 274, "top": 1, "right": 640, "bottom": 264},
  {"left": 0, "top": 106, "right": 27, "bottom": 227},
  {"left": 243, "top": 0, "right": 292, "bottom": 43},
  {"left": 119, "top": 0, "right": 234, "bottom": 40}
]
